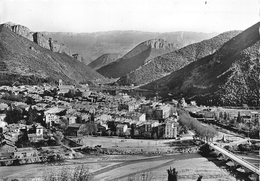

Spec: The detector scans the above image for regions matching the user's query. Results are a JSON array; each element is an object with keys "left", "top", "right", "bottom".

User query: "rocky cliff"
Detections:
[
  {"left": 2, "top": 22, "right": 71, "bottom": 56},
  {"left": 0, "top": 25, "right": 105, "bottom": 85},
  {"left": 45, "top": 31, "right": 218, "bottom": 65},
  {"left": 97, "top": 39, "right": 177, "bottom": 78}
]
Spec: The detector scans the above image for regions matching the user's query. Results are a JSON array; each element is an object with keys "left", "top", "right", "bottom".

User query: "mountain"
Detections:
[
  {"left": 44, "top": 31, "right": 218, "bottom": 65},
  {"left": 0, "top": 25, "right": 105, "bottom": 85},
  {"left": 142, "top": 22, "right": 260, "bottom": 106},
  {"left": 2, "top": 22, "right": 72, "bottom": 56},
  {"left": 88, "top": 53, "right": 121, "bottom": 70},
  {"left": 117, "top": 31, "right": 241, "bottom": 86},
  {"left": 97, "top": 39, "right": 178, "bottom": 78}
]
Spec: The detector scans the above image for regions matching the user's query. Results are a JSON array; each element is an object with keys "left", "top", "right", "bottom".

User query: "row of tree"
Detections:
[{"left": 177, "top": 109, "right": 218, "bottom": 141}]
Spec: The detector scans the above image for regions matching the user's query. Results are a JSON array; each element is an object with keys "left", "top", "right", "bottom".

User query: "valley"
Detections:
[{"left": 0, "top": 10, "right": 259, "bottom": 181}]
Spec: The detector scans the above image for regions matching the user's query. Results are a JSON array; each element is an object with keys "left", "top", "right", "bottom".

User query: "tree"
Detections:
[
  {"left": 25, "top": 97, "right": 36, "bottom": 105},
  {"left": 16, "top": 128, "right": 30, "bottom": 148},
  {"left": 237, "top": 111, "right": 242, "bottom": 123},
  {"left": 107, "top": 130, "right": 112, "bottom": 136},
  {"left": 53, "top": 131, "right": 64, "bottom": 145},
  {"left": 26, "top": 106, "right": 38, "bottom": 125},
  {"left": 4, "top": 105, "right": 23, "bottom": 124},
  {"left": 146, "top": 108, "right": 154, "bottom": 120},
  {"left": 153, "top": 132, "right": 158, "bottom": 139},
  {"left": 197, "top": 175, "right": 203, "bottom": 181},
  {"left": 78, "top": 121, "right": 97, "bottom": 136},
  {"left": 125, "top": 129, "right": 130, "bottom": 138},
  {"left": 167, "top": 167, "right": 178, "bottom": 181}
]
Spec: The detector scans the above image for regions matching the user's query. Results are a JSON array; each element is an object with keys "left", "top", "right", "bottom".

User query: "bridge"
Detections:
[{"left": 208, "top": 142, "right": 260, "bottom": 177}]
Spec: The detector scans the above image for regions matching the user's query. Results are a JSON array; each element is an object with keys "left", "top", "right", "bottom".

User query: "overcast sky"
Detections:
[{"left": 1, "top": 0, "right": 259, "bottom": 33}]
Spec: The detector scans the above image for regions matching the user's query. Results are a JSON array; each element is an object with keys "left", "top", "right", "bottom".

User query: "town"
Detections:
[
  {"left": 0, "top": 80, "right": 181, "bottom": 162},
  {"left": 0, "top": 81, "right": 259, "bottom": 180}
]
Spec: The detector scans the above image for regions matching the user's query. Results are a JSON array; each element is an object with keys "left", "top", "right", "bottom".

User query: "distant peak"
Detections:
[{"left": 1, "top": 22, "right": 32, "bottom": 32}]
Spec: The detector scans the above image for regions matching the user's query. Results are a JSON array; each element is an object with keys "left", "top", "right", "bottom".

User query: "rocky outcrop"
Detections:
[
  {"left": 45, "top": 31, "right": 217, "bottom": 65},
  {"left": 72, "top": 53, "right": 83, "bottom": 62},
  {"left": 117, "top": 31, "right": 241, "bottom": 86},
  {"left": 2, "top": 22, "right": 34, "bottom": 41},
  {"left": 97, "top": 39, "right": 177, "bottom": 78},
  {"left": 145, "top": 39, "right": 175, "bottom": 50},
  {"left": 2, "top": 22, "right": 71, "bottom": 56},
  {"left": 0, "top": 25, "right": 106, "bottom": 85}
]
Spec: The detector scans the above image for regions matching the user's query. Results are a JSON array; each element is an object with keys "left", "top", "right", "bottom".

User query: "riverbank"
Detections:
[{"left": 0, "top": 153, "right": 238, "bottom": 181}]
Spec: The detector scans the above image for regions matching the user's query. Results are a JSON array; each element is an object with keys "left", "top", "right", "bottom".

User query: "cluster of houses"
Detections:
[{"left": 0, "top": 81, "right": 181, "bottom": 154}]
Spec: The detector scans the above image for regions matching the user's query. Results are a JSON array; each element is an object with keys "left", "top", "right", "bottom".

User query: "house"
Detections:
[
  {"left": 44, "top": 107, "right": 65, "bottom": 126},
  {"left": 58, "top": 79, "right": 75, "bottom": 94},
  {"left": 138, "top": 113, "right": 146, "bottom": 122},
  {"left": 0, "top": 114, "right": 7, "bottom": 128},
  {"left": 65, "top": 124, "right": 83, "bottom": 137},
  {"left": 69, "top": 115, "right": 77, "bottom": 124},
  {"left": 0, "top": 103, "right": 8, "bottom": 110},
  {"left": 164, "top": 121, "right": 178, "bottom": 138},
  {"left": 95, "top": 114, "right": 112, "bottom": 122},
  {"left": 116, "top": 124, "right": 128, "bottom": 136},
  {"left": 97, "top": 123, "right": 108, "bottom": 135},
  {"left": 36, "top": 125, "right": 44, "bottom": 136}
]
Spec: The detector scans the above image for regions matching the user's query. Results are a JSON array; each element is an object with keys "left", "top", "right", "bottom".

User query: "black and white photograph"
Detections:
[{"left": 0, "top": 0, "right": 259, "bottom": 180}]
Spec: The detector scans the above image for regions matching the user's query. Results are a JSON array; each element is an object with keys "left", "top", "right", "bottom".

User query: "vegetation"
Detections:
[
  {"left": 1, "top": 92, "right": 24, "bottom": 102},
  {"left": 78, "top": 121, "right": 97, "bottom": 136},
  {"left": 177, "top": 109, "right": 218, "bottom": 141},
  {"left": 43, "top": 164, "right": 92, "bottom": 181},
  {"left": 4, "top": 105, "right": 23, "bottom": 124},
  {"left": 0, "top": 25, "right": 105, "bottom": 86},
  {"left": 142, "top": 22, "right": 260, "bottom": 107},
  {"left": 118, "top": 31, "right": 240, "bottom": 86},
  {"left": 167, "top": 167, "right": 178, "bottom": 181},
  {"left": 218, "top": 43, "right": 260, "bottom": 106}
]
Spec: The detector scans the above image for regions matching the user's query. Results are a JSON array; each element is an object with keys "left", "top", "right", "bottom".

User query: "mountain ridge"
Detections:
[
  {"left": 117, "top": 30, "right": 241, "bottom": 86},
  {"left": 0, "top": 25, "right": 105, "bottom": 85},
  {"left": 88, "top": 53, "right": 121, "bottom": 70},
  {"left": 2, "top": 22, "right": 72, "bottom": 56},
  {"left": 97, "top": 39, "right": 177, "bottom": 78},
  {"left": 44, "top": 31, "right": 218, "bottom": 65},
  {"left": 142, "top": 21, "right": 260, "bottom": 106}
]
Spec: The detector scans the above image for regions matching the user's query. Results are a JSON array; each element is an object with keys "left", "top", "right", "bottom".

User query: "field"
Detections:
[{"left": 0, "top": 129, "right": 257, "bottom": 181}]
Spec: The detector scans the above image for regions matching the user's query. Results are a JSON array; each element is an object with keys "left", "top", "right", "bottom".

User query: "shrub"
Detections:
[{"left": 43, "top": 164, "right": 92, "bottom": 181}]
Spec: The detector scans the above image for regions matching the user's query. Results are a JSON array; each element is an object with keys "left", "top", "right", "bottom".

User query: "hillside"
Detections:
[
  {"left": 0, "top": 25, "right": 105, "bottom": 85},
  {"left": 2, "top": 22, "right": 72, "bottom": 56},
  {"left": 44, "top": 31, "right": 217, "bottom": 65},
  {"left": 88, "top": 53, "right": 121, "bottom": 70},
  {"left": 117, "top": 31, "right": 241, "bottom": 86},
  {"left": 142, "top": 21, "right": 260, "bottom": 106},
  {"left": 97, "top": 39, "right": 177, "bottom": 78}
]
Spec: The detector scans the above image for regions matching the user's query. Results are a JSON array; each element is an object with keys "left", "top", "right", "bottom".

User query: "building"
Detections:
[
  {"left": 165, "top": 121, "right": 178, "bottom": 138},
  {"left": 68, "top": 115, "right": 77, "bottom": 124},
  {"left": 65, "top": 124, "right": 84, "bottom": 137},
  {"left": 44, "top": 107, "right": 65, "bottom": 126},
  {"left": 116, "top": 124, "right": 128, "bottom": 136},
  {"left": 58, "top": 79, "right": 75, "bottom": 94},
  {"left": 138, "top": 113, "right": 146, "bottom": 122}
]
